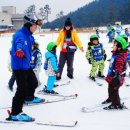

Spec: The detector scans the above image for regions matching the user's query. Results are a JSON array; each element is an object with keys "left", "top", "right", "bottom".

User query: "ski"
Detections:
[
  {"left": 81, "top": 98, "right": 130, "bottom": 113},
  {"left": 0, "top": 96, "right": 77, "bottom": 109},
  {"left": 95, "top": 81, "right": 103, "bottom": 86},
  {"left": 37, "top": 90, "right": 78, "bottom": 98},
  {"left": 54, "top": 80, "right": 71, "bottom": 87},
  {"left": 88, "top": 77, "right": 103, "bottom": 86},
  {"left": 125, "top": 82, "right": 130, "bottom": 87},
  {"left": 81, "top": 105, "right": 129, "bottom": 113},
  {"left": 81, "top": 106, "right": 104, "bottom": 113},
  {"left": 0, "top": 120, "right": 78, "bottom": 127}
]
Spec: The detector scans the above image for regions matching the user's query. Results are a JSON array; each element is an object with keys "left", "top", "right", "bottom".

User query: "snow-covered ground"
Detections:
[{"left": 0, "top": 32, "right": 130, "bottom": 130}]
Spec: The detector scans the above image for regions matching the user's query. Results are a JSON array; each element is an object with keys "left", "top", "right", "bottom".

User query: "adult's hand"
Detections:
[{"left": 14, "top": 49, "right": 26, "bottom": 58}]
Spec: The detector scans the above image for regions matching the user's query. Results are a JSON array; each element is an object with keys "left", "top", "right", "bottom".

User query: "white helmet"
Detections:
[{"left": 24, "top": 12, "right": 43, "bottom": 26}]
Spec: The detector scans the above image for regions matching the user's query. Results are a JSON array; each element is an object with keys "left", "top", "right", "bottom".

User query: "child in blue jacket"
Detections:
[{"left": 43, "top": 42, "right": 59, "bottom": 94}]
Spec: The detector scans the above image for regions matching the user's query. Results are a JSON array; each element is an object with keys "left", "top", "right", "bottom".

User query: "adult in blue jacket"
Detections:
[{"left": 6, "top": 14, "right": 43, "bottom": 122}]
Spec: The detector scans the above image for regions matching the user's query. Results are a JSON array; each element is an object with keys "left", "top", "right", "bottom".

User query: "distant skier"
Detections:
[
  {"left": 6, "top": 13, "right": 43, "bottom": 122},
  {"left": 103, "top": 36, "right": 128, "bottom": 110},
  {"left": 107, "top": 27, "right": 115, "bottom": 43},
  {"left": 115, "top": 23, "right": 122, "bottom": 36},
  {"left": 86, "top": 34, "right": 107, "bottom": 81},
  {"left": 125, "top": 28, "right": 130, "bottom": 38},
  {"left": 96, "top": 29, "right": 100, "bottom": 38},
  {"left": 42, "top": 42, "right": 59, "bottom": 94},
  {"left": 30, "top": 42, "right": 42, "bottom": 86}
]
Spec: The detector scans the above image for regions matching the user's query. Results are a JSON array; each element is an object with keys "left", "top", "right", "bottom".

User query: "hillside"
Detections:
[{"left": 43, "top": 0, "right": 130, "bottom": 29}]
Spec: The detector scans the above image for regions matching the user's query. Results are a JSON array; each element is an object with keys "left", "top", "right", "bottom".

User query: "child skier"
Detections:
[
  {"left": 103, "top": 36, "right": 128, "bottom": 110},
  {"left": 30, "top": 42, "right": 42, "bottom": 86},
  {"left": 125, "top": 28, "right": 130, "bottom": 38},
  {"left": 107, "top": 28, "right": 115, "bottom": 43},
  {"left": 86, "top": 34, "right": 107, "bottom": 81},
  {"left": 115, "top": 23, "right": 122, "bottom": 36},
  {"left": 96, "top": 29, "right": 100, "bottom": 38},
  {"left": 42, "top": 42, "right": 59, "bottom": 94}
]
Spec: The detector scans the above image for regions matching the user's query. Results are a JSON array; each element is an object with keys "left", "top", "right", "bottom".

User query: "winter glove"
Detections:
[
  {"left": 104, "top": 54, "right": 107, "bottom": 61},
  {"left": 113, "top": 72, "right": 121, "bottom": 86},
  {"left": 14, "top": 50, "right": 26, "bottom": 58},
  {"left": 88, "top": 58, "right": 92, "bottom": 64},
  {"left": 105, "top": 75, "right": 112, "bottom": 83}
]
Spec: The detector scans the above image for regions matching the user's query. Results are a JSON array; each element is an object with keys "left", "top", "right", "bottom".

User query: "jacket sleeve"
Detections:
[
  {"left": 86, "top": 46, "right": 91, "bottom": 59},
  {"left": 56, "top": 30, "right": 63, "bottom": 46},
  {"left": 14, "top": 32, "right": 25, "bottom": 51},
  {"left": 73, "top": 30, "right": 83, "bottom": 49},
  {"left": 50, "top": 56, "right": 58, "bottom": 71},
  {"left": 103, "top": 48, "right": 106, "bottom": 55},
  {"left": 115, "top": 56, "right": 125, "bottom": 73}
]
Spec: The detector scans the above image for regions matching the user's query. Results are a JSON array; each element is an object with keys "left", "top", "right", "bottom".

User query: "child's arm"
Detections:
[
  {"left": 86, "top": 46, "right": 92, "bottom": 64},
  {"left": 50, "top": 56, "right": 58, "bottom": 71},
  {"left": 113, "top": 55, "right": 126, "bottom": 86},
  {"left": 36, "top": 53, "right": 42, "bottom": 69},
  {"left": 115, "top": 56, "right": 125, "bottom": 73},
  {"left": 86, "top": 46, "right": 91, "bottom": 59},
  {"left": 103, "top": 48, "right": 107, "bottom": 61}
]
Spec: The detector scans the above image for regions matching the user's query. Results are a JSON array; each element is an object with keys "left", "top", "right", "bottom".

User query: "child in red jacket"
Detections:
[{"left": 103, "top": 36, "right": 128, "bottom": 110}]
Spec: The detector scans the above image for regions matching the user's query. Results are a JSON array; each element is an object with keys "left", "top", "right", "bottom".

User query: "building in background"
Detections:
[
  {"left": 2, "top": 6, "right": 16, "bottom": 14},
  {"left": 12, "top": 14, "right": 24, "bottom": 30},
  {"left": 0, "top": 6, "right": 24, "bottom": 31}
]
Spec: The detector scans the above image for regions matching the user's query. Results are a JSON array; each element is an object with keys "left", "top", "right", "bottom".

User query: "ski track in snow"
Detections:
[{"left": 0, "top": 32, "right": 130, "bottom": 130}]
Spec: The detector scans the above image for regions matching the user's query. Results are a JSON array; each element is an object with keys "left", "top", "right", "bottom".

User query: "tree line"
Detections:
[{"left": 42, "top": 0, "right": 130, "bottom": 29}]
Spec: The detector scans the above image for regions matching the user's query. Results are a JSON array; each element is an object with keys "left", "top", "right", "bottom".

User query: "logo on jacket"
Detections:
[{"left": 25, "top": 41, "right": 27, "bottom": 45}]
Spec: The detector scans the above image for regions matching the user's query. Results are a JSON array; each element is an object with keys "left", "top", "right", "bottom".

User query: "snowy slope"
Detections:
[{"left": 0, "top": 32, "right": 130, "bottom": 130}]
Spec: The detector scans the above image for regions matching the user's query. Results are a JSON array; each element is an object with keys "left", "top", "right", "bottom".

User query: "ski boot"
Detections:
[
  {"left": 56, "top": 76, "right": 61, "bottom": 80},
  {"left": 89, "top": 76, "right": 96, "bottom": 81},
  {"left": 67, "top": 74, "right": 74, "bottom": 79},
  {"left": 97, "top": 71, "right": 105, "bottom": 79},
  {"left": 102, "top": 98, "right": 112, "bottom": 104},
  {"left": 103, "top": 103, "right": 127, "bottom": 110},
  {"left": 24, "top": 97, "right": 45, "bottom": 104},
  {"left": 6, "top": 110, "right": 35, "bottom": 122},
  {"left": 43, "top": 89, "right": 59, "bottom": 94}
]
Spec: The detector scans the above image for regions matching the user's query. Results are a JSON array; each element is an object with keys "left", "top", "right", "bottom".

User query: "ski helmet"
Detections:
[
  {"left": 120, "top": 34, "right": 128, "bottom": 46},
  {"left": 90, "top": 34, "right": 99, "bottom": 41},
  {"left": 24, "top": 13, "right": 43, "bottom": 26},
  {"left": 115, "top": 36, "right": 127, "bottom": 50},
  {"left": 120, "top": 34, "right": 128, "bottom": 41},
  {"left": 47, "top": 42, "right": 56, "bottom": 51}
]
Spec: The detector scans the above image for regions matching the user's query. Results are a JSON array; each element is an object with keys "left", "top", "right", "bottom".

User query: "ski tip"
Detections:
[
  {"left": 42, "top": 99, "right": 46, "bottom": 102},
  {"left": 75, "top": 94, "right": 78, "bottom": 97},
  {"left": 7, "top": 110, "right": 11, "bottom": 115},
  {"left": 75, "top": 121, "right": 78, "bottom": 125}
]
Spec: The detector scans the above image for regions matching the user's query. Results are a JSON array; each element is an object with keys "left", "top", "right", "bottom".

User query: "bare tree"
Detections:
[
  {"left": 44, "top": 4, "right": 51, "bottom": 22},
  {"left": 24, "top": 4, "right": 36, "bottom": 17},
  {"left": 38, "top": 8, "right": 46, "bottom": 20},
  {"left": 56, "top": 10, "right": 64, "bottom": 19}
]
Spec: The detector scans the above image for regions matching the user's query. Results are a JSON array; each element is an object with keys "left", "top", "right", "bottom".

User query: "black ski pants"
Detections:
[
  {"left": 58, "top": 52, "right": 75, "bottom": 77},
  {"left": 11, "top": 68, "right": 38, "bottom": 115},
  {"left": 108, "top": 83, "right": 121, "bottom": 106}
]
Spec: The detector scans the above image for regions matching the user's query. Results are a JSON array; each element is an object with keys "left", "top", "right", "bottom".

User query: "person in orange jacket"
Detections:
[{"left": 56, "top": 18, "right": 84, "bottom": 80}]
